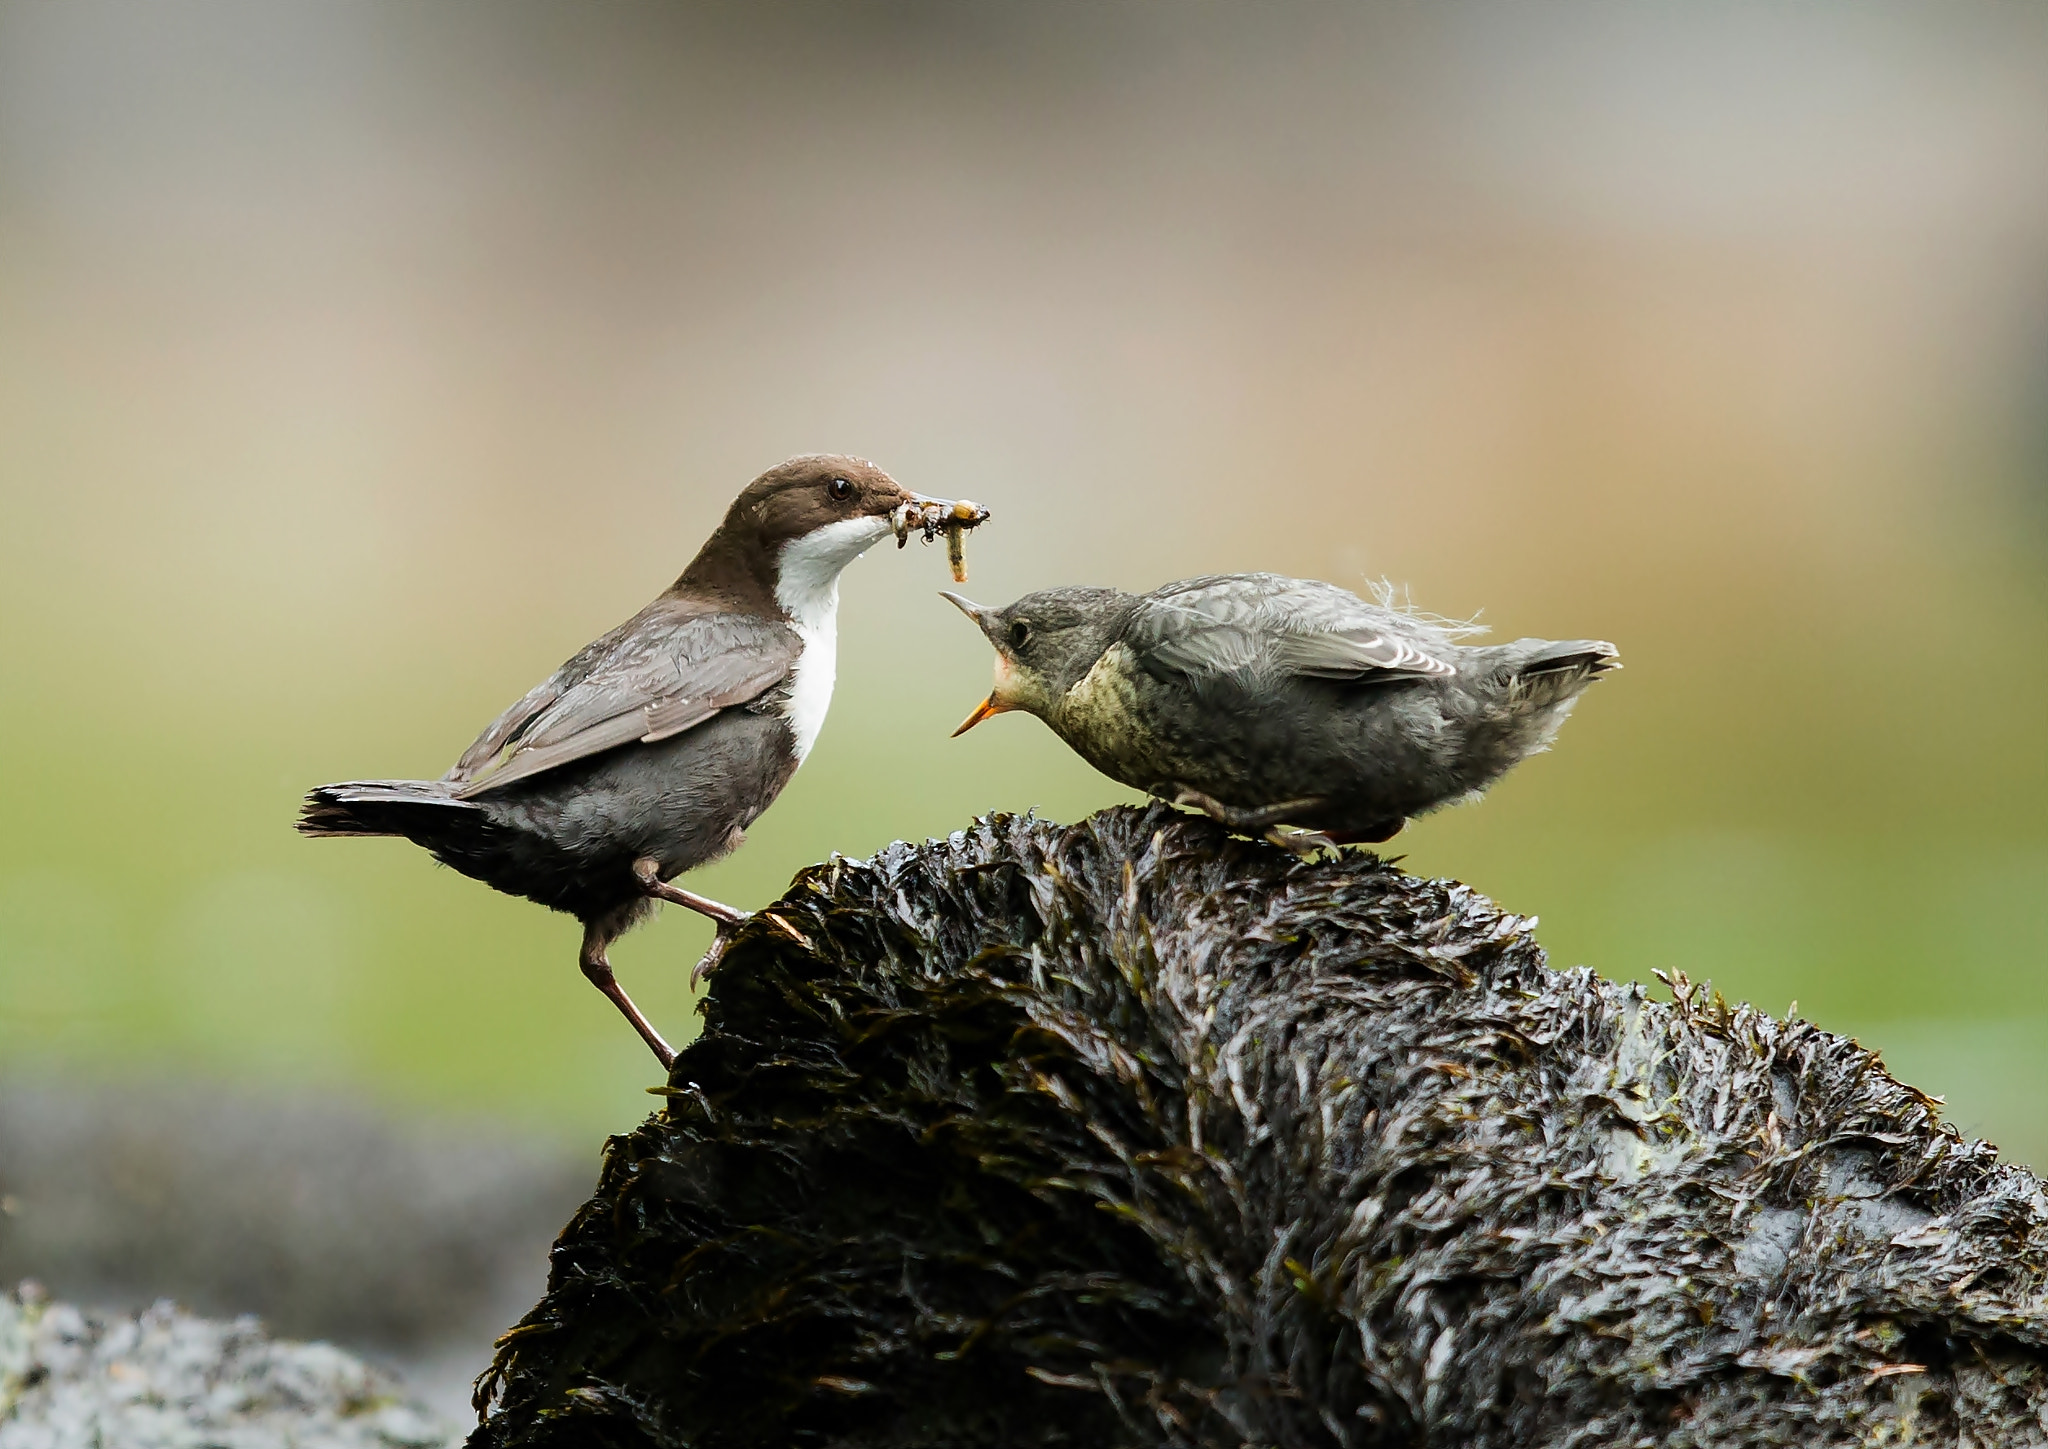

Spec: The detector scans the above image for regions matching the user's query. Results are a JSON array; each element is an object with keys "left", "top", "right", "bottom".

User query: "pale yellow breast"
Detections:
[{"left": 1049, "top": 644, "right": 1202, "bottom": 788}]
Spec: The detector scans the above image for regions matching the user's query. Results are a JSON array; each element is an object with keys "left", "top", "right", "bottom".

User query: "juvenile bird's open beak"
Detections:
[
  {"left": 938, "top": 590, "right": 995, "bottom": 638},
  {"left": 951, "top": 696, "right": 1009, "bottom": 736},
  {"left": 941, "top": 591, "right": 1015, "bottom": 735}
]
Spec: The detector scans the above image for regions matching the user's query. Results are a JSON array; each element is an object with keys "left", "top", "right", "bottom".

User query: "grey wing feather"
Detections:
[
  {"left": 449, "top": 672, "right": 576, "bottom": 783},
  {"left": 1146, "top": 627, "right": 1265, "bottom": 676},
  {"left": 446, "top": 607, "right": 669, "bottom": 782},
  {"left": 1134, "top": 573, "right": 1457, "bottom": 682},
  {"left": 1271, "top": 628, "right": 1456, "bottom": 678},
  {"left": 446, "top": 606, "right": 801, "bottom": 798}
]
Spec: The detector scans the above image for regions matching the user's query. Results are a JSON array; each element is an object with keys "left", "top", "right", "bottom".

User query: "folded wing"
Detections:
[
  {"left": 1132, "top": 573, "right": 1457, "bottom": 684},
  {"left": 445, "top": 605, "right": 802, "bottom": 797}
]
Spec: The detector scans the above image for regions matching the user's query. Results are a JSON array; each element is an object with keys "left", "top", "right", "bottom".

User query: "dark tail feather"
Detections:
[
  {"left": 1518, "top": 639, "right": 1621, "bottom": 679},
  {"left": 298, "top": 779, "right": 480, "bottom": 839}
]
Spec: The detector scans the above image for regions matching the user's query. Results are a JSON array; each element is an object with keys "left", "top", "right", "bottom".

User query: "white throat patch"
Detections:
[{"left": 773, "top": 515, "right": 893, "bottom": 762}]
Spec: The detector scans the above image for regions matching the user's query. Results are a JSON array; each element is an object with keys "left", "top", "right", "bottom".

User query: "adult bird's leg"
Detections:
[
  {"left": 1153, "top": 784, "right": 1337, "bottom": 855},
  {"left": 632, "top": 858, "right": 751, "bottom": 986},
  {"left": 579, "top": 921, "right": 675, "bottom": 1070},
  {"left": 632, "top": 859, "right": 748, "bottom": 925}
]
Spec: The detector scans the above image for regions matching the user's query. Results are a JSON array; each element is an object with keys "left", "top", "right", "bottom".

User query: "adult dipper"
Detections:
[
  {"left": 945, "top": 572, "right": 1615, "bottom": 848},
  {"left": 301, "top": 455, "right": 988, "bottom": 1068}
]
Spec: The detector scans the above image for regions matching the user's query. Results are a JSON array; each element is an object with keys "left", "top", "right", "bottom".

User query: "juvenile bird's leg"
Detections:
[
  {"left": 1153, "top": 785, "right": 1337, "bottom": 855},
  {"left": 632, "top": 858, "right": 750, "bottom": 987},
  {"left": 580, "top": 920, "right": 675, "bottom": 1070}
]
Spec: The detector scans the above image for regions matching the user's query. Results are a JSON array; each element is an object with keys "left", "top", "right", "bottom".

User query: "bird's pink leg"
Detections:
[
  {"left": 579, "top": 922, "right": 675, "bottom": 1069},
  {"left": 633, "top": 859, "right": 748, "bottom": 925},
  {"left": 632, "top": 858, "right": 750, "bottom": 984}
]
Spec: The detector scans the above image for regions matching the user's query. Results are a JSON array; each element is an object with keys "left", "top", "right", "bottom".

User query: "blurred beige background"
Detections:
[{"left": 2, "top": 2, "right": 2045, "bottom": 1161}]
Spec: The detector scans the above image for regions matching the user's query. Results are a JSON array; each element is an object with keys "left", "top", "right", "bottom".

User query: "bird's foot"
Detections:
[
  {"left": 1154, "top": 785, "right": 1331, "bottom": 836},
  {"left": 633, "top": 857, "right": 747, "bottom": 925},
  {"left": 690, "top": 932, "right": 732, "bottom": 988},
  {"left": 1264, "top": 825, "right": 1337, "bottom": 856},
  {"left": 688, "top": 910, "right": 811, "bottom": 987}
]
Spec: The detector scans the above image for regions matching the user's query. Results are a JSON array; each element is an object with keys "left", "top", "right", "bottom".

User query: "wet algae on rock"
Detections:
[{"left": 473, "top": 806, "right": 2048, "bottom": 1448}]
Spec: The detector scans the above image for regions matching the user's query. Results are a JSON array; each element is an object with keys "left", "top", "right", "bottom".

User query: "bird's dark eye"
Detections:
[
  {"left": 828, "top": 476, "right": 854, "bottom": 501},
  {"left": 1009, "top": 620, "right": 1031, "bottom": 649}
]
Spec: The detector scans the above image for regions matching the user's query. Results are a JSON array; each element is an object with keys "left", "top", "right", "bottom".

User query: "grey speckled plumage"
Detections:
[
  {"left": 299, "top": 455, "right": 987, "bottom": 1066},
  {"left": 949, "top": 572, "right": 1616, "bottom": 845}
]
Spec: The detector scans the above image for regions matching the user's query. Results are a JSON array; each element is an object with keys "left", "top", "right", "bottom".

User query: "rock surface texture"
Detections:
[
  {"left": 0, "top": 1285, "right": 454, "bottom": 1448},
  {"left": 0, "top": 1081, "right": 585, "bottom": 1355},
  {"left": 474, "top": 806, "right": 2048, "bottom": 1448}
]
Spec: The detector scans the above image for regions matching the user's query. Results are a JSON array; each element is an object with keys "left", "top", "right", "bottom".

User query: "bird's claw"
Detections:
[
  {"left": 685, "top": 909, "right": 811, "bottom": 989},
  {"left": 689, "top": 923, "right": 741, "bottom": 988},
  {"left": 1264, "top": 826, "right": 1337, "bottom": 856}
]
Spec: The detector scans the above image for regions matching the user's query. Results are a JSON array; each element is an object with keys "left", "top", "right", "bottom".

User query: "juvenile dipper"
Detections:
[
  {"left": 301, "top": 455, "right": 988, "bottom": 1068},
  {"left": 945, "top": 572, "right": 1615, "bottom": 847}
]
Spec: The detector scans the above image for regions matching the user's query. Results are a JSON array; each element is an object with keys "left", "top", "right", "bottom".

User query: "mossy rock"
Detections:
[{"left": 473, "top": 805, "right": 2048, "bottom": 1448}]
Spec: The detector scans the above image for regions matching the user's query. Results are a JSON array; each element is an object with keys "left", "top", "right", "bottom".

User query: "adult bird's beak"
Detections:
[
  {"left": 894, "top": 498, "right": 991, "bottom": 583},
  {"left": 892, "top": 496, "right": 992, "bottom": 548}
]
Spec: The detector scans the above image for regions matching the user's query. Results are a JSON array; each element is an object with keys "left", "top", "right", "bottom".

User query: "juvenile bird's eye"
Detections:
[
  {"left": 827, "top": 476, "right": 854, "bottom": 501},
  {"left": 1009, "top": 620, "right": 1031, "bottom": 649}
]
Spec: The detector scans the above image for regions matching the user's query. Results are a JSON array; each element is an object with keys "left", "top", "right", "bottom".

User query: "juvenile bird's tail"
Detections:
[
  {"left": 297, "top": 779, "right": 481, "bottom": 839},
  {"left": 1501, "top": 639, "right": 1621, "bottom": 724},
  {"left": 1517, "top": 639, "right": 1621, "bottom": 680}
]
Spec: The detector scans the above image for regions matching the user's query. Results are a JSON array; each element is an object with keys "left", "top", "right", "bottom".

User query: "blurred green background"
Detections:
[{"left": 2, "top": 3, "right": 2044, "bottom": 1157}]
